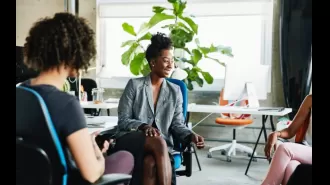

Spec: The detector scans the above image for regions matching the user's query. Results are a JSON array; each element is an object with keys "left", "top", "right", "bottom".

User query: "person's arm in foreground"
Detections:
[
  {"left": 63, "top": 100, "right": 106, "bottom": 183},
  {"left": 264, "top": 95, "right": 312, "bottom": 158}
]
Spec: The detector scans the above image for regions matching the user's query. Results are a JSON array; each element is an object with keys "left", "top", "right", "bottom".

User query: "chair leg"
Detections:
[{"left": 192, "top": 145, "right": 202, "bottom": 171}]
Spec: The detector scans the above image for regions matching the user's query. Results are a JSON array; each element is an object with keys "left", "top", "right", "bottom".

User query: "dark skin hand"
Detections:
[
  {"left": 141, "top": 125, "right": 161, "bottom": 137},
  {"left": 191, "top": 133, "right": 205, "bottom": 149},
  {"left": 141, "top": 125, "right": 205, "bottom": 149}
]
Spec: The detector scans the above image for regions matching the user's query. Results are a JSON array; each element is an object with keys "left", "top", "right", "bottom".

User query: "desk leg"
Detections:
[
  {"left": 270, "top": 116, "right": 275, "bottom": 131},
  {"left": 245, "top": 115, "right": 268, "bottom": 175}
]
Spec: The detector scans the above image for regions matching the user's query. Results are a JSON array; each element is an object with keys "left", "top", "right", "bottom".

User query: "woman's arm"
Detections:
[
  {"left": 60, "top": 99, "right": 105, "bottom": 183},
  {"left": 275, "top": 94, "right": 312, "bottom": 139},
  {"left": 118, "top": 79, "right": 148, "bottom": 131},
  {"left": 67, "top": 129, "right": 105, "bottom": 183}
]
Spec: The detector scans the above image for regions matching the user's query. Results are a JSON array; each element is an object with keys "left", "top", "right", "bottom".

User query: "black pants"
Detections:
[
  {"left": 287, "top": 164, "right": 312, "bottom": 185},
  {"left": 110, "top": 131, "right": 176, "bottom": 185}
]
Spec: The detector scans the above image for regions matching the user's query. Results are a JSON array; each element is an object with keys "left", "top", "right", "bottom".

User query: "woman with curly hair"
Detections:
[{"left": 19, "top": 12, "right": 133, "bottom": 184}]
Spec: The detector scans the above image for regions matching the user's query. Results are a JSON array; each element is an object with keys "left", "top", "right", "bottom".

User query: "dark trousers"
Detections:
[{"left": 287, "top": 164, "right": 312, "bottom": 185}]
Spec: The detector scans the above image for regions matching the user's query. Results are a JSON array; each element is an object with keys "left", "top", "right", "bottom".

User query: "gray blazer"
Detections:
[{"left": 117, "top": 74, "right": 192, "bottom": 152}]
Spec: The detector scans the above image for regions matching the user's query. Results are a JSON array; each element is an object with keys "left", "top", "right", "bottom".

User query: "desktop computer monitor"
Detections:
[{"left": 223, "top": 62, "right": 270, "bottom": 108}]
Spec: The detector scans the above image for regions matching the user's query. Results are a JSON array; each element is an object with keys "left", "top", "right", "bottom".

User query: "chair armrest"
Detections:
[{"left": 93, "top": 174, "right": 131, "bottom": 185}]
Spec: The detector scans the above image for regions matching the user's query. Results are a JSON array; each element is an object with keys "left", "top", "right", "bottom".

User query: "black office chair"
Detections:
[{"left": 16, "top": 86, "right": 131, "bottom": 185}]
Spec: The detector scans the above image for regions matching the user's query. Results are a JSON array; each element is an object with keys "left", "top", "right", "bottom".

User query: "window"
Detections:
[{"left": 97, "top": 0, "right": 273, "bottom": 91}]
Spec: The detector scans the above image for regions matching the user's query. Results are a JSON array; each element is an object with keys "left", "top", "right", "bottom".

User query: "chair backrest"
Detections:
[
  {"left": 81, "top": 78, "right": 97, "bottom": 101},
  {"left": 16, "top": 137, "right": 53, "bottom": 185},
  {"left": 81, "top": 78, "right": 98, "bottom": 115},
  {"left": 166, "top": 78, "right": 188, "bottom": 119},
  {"left": 16, "top": 86, "right": 68, "bottom": 185},
  {"left": 219, "top": 88, "right": 250, "bottom": 119}
]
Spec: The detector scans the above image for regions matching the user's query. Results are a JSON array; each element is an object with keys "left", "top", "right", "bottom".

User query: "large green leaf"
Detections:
[
  {"left": 177, "top": 22, "right": 193, "bottom": 33},
  {"left": 191, "top": 49, "right": 202, "bottom": 64},
  {"left": 195, "top": 76, "right": 204, "bottom": 87},
  {"left": 170, "top": 28, "right": 193, "bottom": 48},
  {"left": 153, "top": 6, "right": 167, "bottom": 13},
  {"left": 168, "top": 0, "right": 177, "bottom": 3},
  {"left": 121, "top": 40, "right": 135, "bottom": 47},
  {"left": 137, "top": 22, "right": 149, "bottom": 35},
  {"left": 172, "top": 1, "right": 186, "bottom": 16},
  {"left": 148, "top": 13, "right": 176, "bottom": 29},
  {"left": 122, "top": 23, "right": 137, "bottom": 36},
  {"left": 121, "top": 43, "right": 138, "bottom": 66},
  {"left": 137, "top": 32, "right": 152, "bottom": 41},
  {"left": 141, "top": 63, "right": 151, "bottom": 76},
  {"left": 183, "top": 75, "right": 194, "bottom": 90},
  {"left": 199, "top": 47, "right": 210, "bottom": 56},
  {"left": 183, "top": 48, "right": 191, "bottom": 55},
  {"left": 130, "top": 53, "right": 146, "bottom": 75},
  {"left": 210, "top": 44, "right": 234, "bottom": 57},
  {"left": 201, "top": 71, "right": 213, "bottom": 84},
  {"left": 179, "top": 16, "right": 198, "bottom": 34}
]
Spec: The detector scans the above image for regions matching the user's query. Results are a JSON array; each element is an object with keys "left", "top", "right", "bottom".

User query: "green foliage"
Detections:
[{"left": 120, "top": 0, "right": 233, "bottom": 90}]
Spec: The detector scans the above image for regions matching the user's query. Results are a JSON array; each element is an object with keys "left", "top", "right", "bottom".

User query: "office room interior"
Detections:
[{"left": 16, "top": 0, "right": 312, "bottom": 185}]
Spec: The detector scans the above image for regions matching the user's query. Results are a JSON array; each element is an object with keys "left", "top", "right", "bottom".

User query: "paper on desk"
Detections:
[
  {"left": 86, "top": 116, "right": 118, "bottom": 134},
  {"left": 86, "top": 116, "right": 118, "bottom": 125},
  {"left": 104, "top": 98, "right": 120, "bottom": 103}
]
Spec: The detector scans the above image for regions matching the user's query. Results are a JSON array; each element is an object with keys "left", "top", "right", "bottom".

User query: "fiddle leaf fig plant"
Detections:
[{"left": 120, "top": 0, "right": 233, "bottom": 90}]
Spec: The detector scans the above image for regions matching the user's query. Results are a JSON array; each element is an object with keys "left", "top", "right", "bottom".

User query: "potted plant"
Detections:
[{"left": 120, "top": 0, "right": 233, "bottom": 90}]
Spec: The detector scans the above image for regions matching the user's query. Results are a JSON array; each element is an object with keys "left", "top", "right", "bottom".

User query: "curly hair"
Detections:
[
  {"left": 23, "top": 12, "right": 96, "bottom": 73},
  {"left": 145, "top": 32, "right": 173, "bottom": 64}
]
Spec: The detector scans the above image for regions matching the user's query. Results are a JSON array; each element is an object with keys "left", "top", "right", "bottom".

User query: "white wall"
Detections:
[{"left": 16, "top": 0, "right": 96, "bottom": 46}]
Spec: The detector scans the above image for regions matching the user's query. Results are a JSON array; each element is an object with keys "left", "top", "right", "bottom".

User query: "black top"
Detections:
[{"left": 21, "top": 80, "right": 87, "bottom": 146}]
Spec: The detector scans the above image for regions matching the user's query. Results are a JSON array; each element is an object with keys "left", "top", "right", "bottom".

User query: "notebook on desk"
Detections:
[{"left": 257, "top": 107, "right": 285, "bottom": 112}]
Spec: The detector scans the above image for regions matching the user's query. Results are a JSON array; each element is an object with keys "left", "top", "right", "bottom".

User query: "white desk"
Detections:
[
  {"left": 86, "top": 116, "right": 118, "bottom": 134},
  {"left": 188, "top": 104, "right": 292, "bottom": 116},
  {"left": 187, "top": 103, "right": 292, "bottom": 175}
]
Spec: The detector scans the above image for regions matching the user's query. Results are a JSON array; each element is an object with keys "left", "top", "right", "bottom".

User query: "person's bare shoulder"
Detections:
[{"left": 304, "top": 94, "right": 312, "bottom": 108}]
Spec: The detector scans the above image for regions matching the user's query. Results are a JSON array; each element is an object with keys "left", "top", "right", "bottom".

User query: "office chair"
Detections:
[
  {"left": 207, "top": 89, "right": 256, "bottom": 162},
  {"left": 166, "top": 78, "right": 202, "bottom": 177},
  {"left": 16, "top": 86, "right": 131, "bottom": 185}
]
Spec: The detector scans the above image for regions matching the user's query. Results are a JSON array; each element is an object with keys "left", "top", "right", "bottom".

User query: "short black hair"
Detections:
[
  {"left": 145, "top": 32, "right": 173, "bottom": 64},
  {"left": 23, "top": 12, "right": 96, "bottom": 73}
]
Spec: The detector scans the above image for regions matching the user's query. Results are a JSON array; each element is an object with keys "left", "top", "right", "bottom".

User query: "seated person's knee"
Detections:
[{"left": 148, "top": 136, "right": 168, "bottom": 153}]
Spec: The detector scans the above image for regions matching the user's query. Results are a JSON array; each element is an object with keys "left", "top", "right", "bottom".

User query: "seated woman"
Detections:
[
  {"left": 262, "top": 94, "right": 312, "bottom": 185},
  {"left": 111, "top": 32, "right": 205, "bottom": 185},
  {"left": 20, "top": 12, "right": 134, "bottom": 184}
]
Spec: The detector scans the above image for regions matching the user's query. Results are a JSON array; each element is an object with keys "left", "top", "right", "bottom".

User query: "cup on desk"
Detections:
[{"left": 92, "top": 88, "right": 104, "bottom": 104}]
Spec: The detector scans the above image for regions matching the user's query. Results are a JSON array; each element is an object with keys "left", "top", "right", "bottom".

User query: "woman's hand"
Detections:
[
  {"left": 101, "top": 139, "right": 114, "bottom": 154},
  {"left": 264, "top": 132, "right": 279, "bottom": 159},
  {"left": 91, "top": 131, "right": 114, "bottom": 154},
  {"left": 141, "top": 125, "right": 160, "bottom": 137},
  {"left": 90, "top": 131, "right": 106, "bottom": 159}
]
